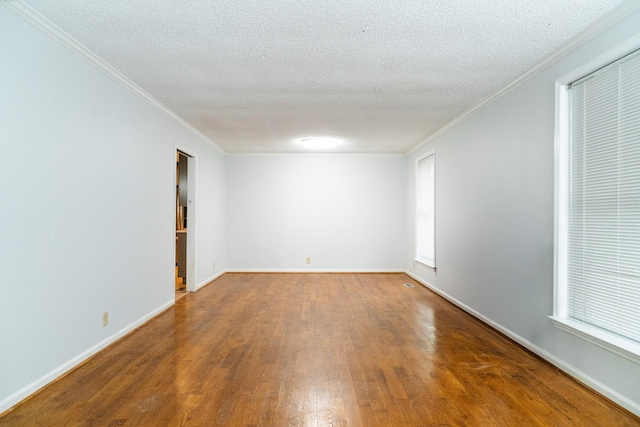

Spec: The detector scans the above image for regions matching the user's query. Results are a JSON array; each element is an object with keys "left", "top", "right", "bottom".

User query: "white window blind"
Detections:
[
  {"left": 416, "top": 152, "right": 435, "bottom": 268},
  {"left": 563, "top": 49, "right": 640, "bottom": 348}
]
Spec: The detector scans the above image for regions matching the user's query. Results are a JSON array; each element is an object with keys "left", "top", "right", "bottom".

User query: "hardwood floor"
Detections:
[
  {"left": 175, "top": 266, "right": 187, "bottom": 301},
  {"left": 1, "top": 273, "right": 638, "bottom": 426}
]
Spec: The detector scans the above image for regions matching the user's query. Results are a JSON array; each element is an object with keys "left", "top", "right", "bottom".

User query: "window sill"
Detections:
[
  {"left": 414, "top": 258, "right": 436, "bottom": 271},
  {"left": 549, "top": 316, "right": 640, "bottom": 365}
]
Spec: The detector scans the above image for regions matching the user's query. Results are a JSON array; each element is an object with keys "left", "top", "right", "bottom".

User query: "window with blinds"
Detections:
[
  {"left": 556, "top": 48, "right": 640, "bottom": 357},
  {"left": 416, "top": 151, "right": 435, "bottom": 268}
]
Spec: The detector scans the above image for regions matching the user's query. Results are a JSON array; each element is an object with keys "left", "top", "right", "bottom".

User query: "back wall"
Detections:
[{"left": 226, "top": 155, "right": 406, "bottom": 271}]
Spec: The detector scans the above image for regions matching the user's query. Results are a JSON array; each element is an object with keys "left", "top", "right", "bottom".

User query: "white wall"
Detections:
[
  {"left": 406, "top": 9, "right": 640, "bottom": 414},
  {"left": 0, "top": 6, "right": 225, "bottom": 412},
  {"left": 226, "top": 155, "right": 406, "bottom": 271}
]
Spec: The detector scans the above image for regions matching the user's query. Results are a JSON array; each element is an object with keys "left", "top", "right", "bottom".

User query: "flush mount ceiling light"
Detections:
[{"left": 299, "top": 138, "right": 342, "bottom": 149}]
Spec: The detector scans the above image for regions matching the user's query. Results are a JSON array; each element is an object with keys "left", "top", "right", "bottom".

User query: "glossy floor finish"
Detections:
[{"left": 2, "top": 273, "right": 638, "bottom": 426}]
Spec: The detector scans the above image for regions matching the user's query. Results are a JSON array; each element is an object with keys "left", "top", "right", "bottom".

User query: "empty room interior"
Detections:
[{"left": 2, "top": 0, "right": 640, "bottom": 425}]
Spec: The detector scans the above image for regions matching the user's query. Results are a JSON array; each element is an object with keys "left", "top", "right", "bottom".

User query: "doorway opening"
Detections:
[{"left": 175, "top": 149, "right": 195, "bottom": 299}]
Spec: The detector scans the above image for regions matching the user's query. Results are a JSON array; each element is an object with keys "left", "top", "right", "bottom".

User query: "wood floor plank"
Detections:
[{"left": 1, "top": 273, "right": 638, "bottom": 426}]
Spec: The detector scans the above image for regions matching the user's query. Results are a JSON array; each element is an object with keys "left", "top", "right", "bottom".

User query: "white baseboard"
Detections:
[
  {"left": 0, "top": 300, "right": 174, "bottom": 414},
  {"left": 404, "top": 271, "right": 640, "bottom": 417},
  {"left": 224, "top": 268, "right": 405, "bottom": 273},
  {"left": 195, "top": 270, "right": 226, "bottom": 290}
]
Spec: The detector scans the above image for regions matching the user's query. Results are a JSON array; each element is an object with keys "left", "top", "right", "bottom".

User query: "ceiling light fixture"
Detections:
[{"left": 299, "top": 138, "right": 342, "bottom": 149}]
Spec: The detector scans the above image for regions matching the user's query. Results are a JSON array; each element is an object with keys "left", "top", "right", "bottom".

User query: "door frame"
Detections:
[{"left": 176, "top": 146, "right": 197, "bottom": 293}]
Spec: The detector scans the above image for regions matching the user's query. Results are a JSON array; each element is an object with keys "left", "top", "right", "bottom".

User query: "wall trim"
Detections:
[
  {"left": 404, "top": 271, "right": 640, "bottom": 417},
  {"left": 0, "top": 300, "right": 174, "bottom": 415},
  {"left": 2, "top": 1, "right": 225, "bottom": 155},
  {"left": 405, "top": 0, "right": 640, "bottom": 157},
  {"left": 226, "top": 153, "right": 406, "bottom": 159},
  {"left": 225, "top": 268, "right": 406, "bottom": 273},
  {"left": 195, "top": 270, "right": 226, "bottom": 291}
]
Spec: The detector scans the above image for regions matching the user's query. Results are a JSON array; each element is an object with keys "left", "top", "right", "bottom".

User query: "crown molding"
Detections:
[
  {"left": 224, "top": 269, "right": 406, "bottom": 273},
  {"left": 2, "top": 1, "right": 226, "bottom": 155},
  {"left": 226, "top": 152, "right": 406, "bottom": 159},
  {"left": 406, "top": 0, "right": 640, "bottom": 156}
]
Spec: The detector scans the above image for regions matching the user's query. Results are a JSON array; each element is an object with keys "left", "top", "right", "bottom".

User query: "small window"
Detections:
[
  {"left": 416, "top": 151, "right": 435, "bottom": 268},
  {"left": 554, "top": 48, "right": 640, "bottom": 361}
]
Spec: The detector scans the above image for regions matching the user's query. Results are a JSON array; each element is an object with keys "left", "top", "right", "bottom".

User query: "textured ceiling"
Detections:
[{"left": 22, "top": 0, "right": 625, "bottom": 153}]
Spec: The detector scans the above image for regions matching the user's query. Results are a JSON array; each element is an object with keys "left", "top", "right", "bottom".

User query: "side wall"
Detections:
[
  {"left": 406, "top": 10, "right": 640, "bottom": 414},
  {"left": 226, "top": 155, "right": 406, "bottom": 271},
  {"left": 0, "top": 7, "right": 226, "bottom": 412}
]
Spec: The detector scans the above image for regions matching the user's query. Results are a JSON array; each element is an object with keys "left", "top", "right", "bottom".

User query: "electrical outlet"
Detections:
[
  {"left": 413, "top": 261, "right": 416, "bottom": 269},
  {"left": 306, "top": 257, "right": 311, "bottom": 264},
  {"left": 102, "top": 311, "right": 109, "bottom": 327},
  {"left": 213, "top": 261, "right": 216, "bottom": 270}
]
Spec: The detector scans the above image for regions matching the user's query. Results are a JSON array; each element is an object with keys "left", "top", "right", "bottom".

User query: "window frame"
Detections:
[
  {"left": 552, "top": 35, "right": 640, "bottom": 364},
  {"left": 415, "top": 150, "right": 436, "bottom": 269}
]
